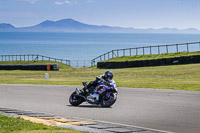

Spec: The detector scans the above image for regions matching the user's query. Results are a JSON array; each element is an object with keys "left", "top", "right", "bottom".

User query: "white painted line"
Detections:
[{"left": 73, "top": 116, "right": 174, "bottom": 133}]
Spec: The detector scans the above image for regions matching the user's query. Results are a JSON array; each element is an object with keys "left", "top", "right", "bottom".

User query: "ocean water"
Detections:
[{"left": 0, "top": 32, "right": 200, "bottom": 62}]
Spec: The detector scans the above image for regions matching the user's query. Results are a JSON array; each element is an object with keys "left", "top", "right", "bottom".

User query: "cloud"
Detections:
[
  {"left": 54, "top": 0, "right": 93, "bottom": 5},
  {"left": 19, "top": 0, "right": 39, "bottom": 4},
  {"left": 87, "top": 0, "right": 94, "bottom": 3},
  {"left": 54, "top": 0, "right": 71, "bottom": 5}
]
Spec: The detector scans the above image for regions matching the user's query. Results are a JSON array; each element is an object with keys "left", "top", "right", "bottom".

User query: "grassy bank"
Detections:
[
  {"left": 0, "top": 61, "right": 200, "bottom": 91},
  {"left": 0, "top": 114, "right": 83, "bottom": 133},
  {"left": 104, "top": 51, "right": 200, "bottom": 62},
  {"left": 0, "top": 61, "right": 72, "bottom": 70}
]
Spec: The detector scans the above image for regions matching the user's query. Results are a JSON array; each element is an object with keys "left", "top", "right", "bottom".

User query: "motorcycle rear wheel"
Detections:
[
  {"left": 100, "top": 92, "right": 117, "bottom": 107},
  {"left": 69, "top": 91, "right": 84, "bottom": 106}
]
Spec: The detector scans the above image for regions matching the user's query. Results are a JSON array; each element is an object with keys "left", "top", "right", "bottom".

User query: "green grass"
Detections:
[
  {"left": 0, "top": 61, "right": 200, "bottom": 91},
  {"left": 104, "top": 51, "right": 200, "bottom": 62},
  {"left": 0, "top": 114, "right": 84, "bottom": 133}
]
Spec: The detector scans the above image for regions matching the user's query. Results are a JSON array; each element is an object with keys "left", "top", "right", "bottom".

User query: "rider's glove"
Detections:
[{"left": 106, "top": 81, "right": 112, "bottom": 86}]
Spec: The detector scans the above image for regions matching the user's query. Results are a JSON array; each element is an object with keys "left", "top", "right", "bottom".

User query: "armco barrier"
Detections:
[
  {"left": 97, "top": 55, "right": 200, "bottom": 69},
  {"left": 0, "top": 64, "right": 59, "bottom": 71}
]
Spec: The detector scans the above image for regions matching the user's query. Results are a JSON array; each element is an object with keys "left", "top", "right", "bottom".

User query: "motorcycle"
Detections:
[{"left": 69, "top": 78, "right": 118, "bottom": 107}]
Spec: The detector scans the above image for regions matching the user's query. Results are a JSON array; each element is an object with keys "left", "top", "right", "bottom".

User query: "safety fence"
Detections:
[
  {"left": 1, "top": 42, "right": 200, "bottom": 67},
  {"left": 0, "top": 54, "right": 91, "bottom": 67},
  {"left": 69, "top": 60, "right": 92, "bottom": 67},
  {"left": 91, "top": 41, "right": 200, "bottom": 66}
]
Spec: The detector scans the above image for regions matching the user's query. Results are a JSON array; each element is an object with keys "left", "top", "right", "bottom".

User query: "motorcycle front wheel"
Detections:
[
  {"left": 69, "top": 91, "right": 84, "bottom": 106},
  {"left": 100, "top": 92, "right": 117, "bottom": 107}
]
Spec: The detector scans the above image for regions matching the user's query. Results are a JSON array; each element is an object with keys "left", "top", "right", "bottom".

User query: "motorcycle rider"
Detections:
[
  {"left": 71, "top": 70, "right": 117, "bottom": 107},
  {"left": 82, "top": 71, "right": 114, "bottom": 93}
]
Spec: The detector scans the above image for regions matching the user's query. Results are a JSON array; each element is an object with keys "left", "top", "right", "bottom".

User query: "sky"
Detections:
[{"left": 0, "top": 0, "right": 200, "bottom": 30}]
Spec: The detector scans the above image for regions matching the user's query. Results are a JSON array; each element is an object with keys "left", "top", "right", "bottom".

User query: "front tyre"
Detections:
[
  {"left": 69, "top": 91, "right": 84, "bottom": 106},
  {"left": 100, "top": 92, "right": 117, "bottom": 107}
]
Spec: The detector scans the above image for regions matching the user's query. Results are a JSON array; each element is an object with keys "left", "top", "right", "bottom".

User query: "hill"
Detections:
[{"left": 1, "top": 18, "right": 200, "bottom": 33}]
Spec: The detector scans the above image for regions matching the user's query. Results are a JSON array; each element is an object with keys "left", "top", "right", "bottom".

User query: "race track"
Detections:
[{"left": 0, "top": 84, "right": 200, "bottom": 133}]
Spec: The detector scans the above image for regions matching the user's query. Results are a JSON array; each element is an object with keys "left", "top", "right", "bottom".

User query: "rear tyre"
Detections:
[
  {"left": 69, "top": 91, "right": 84, "bottom": 106},
  {"left": 100, "top": 92, "right": 117, "bottom": 107}
]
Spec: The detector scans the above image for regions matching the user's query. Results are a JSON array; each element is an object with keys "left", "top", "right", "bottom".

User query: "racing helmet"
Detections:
[{"left": 104, "top": 71, "right": 113, "bottom": 80}]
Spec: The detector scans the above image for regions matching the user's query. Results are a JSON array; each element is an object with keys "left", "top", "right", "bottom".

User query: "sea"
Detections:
[{"left": 0, "top": 32, "right": 200, "bottom": 66}]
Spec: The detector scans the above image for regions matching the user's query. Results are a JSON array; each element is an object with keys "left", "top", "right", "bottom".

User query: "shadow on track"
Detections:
[{"left": 67, "top": 105, "right": 112, "bottom": 108}]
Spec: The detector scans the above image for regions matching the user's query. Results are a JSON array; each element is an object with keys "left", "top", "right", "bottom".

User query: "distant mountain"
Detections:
[
  {"left": 0, "top": 18, "right": 200, "bottom": 33},
  {"left": 0, "top": 23, "right": 16, "bottom": 31}
]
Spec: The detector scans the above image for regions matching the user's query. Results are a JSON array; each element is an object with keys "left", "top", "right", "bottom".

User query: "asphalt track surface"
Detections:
[{"left": 0, "top": 84, "right": 200, "bottom": 133}]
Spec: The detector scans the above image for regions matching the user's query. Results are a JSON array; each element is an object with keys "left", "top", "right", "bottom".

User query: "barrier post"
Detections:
[
  {"left": 176, "top": 44, "right": 179, "bottom": 53},
  {"left": 136, "top": 48, "right": 138, "bottom": 55},
  {"left": 45, "top": 73, "right": 49, "bottom": 80},
  {"left": 143, "top": 47, "right": 145, "bottom": 55},
  {"left": 150, "top": 46, "right": 152, "bottom": 55},
  {"left": 166, "top": 45, "right": 168, "bottom": 53}
]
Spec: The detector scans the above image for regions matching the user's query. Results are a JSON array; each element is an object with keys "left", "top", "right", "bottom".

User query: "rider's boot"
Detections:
[
  {"left": 82, "top": 81, "right": 94, "bottom": 94},
  {"left": 82, "top": 86, "right": 87, "bottom": 94}
]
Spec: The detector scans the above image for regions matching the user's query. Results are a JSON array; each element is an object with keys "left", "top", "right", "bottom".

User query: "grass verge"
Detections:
[
  {"left": 104, "top": 51, "right": 200, "bottom": 62},
  {"left": 0, "top": 61, "right": 200, "bottom": 91},
  {"left": 0, "top": 114, "right": 84, "bottom": 133}
]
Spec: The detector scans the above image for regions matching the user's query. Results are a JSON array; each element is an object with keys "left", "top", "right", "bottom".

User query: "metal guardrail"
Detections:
[{"left": 91, "top": 41, "right": 200, "bottom": 66}]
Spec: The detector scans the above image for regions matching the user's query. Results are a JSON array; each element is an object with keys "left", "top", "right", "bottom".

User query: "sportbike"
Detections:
[{"left": 69, "top": 78, "right": 118, "bottom": 107}]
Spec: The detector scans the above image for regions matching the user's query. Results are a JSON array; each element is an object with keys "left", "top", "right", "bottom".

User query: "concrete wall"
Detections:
[{"left": 97, "top": 55, "right": 200, "bottom": 69}]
